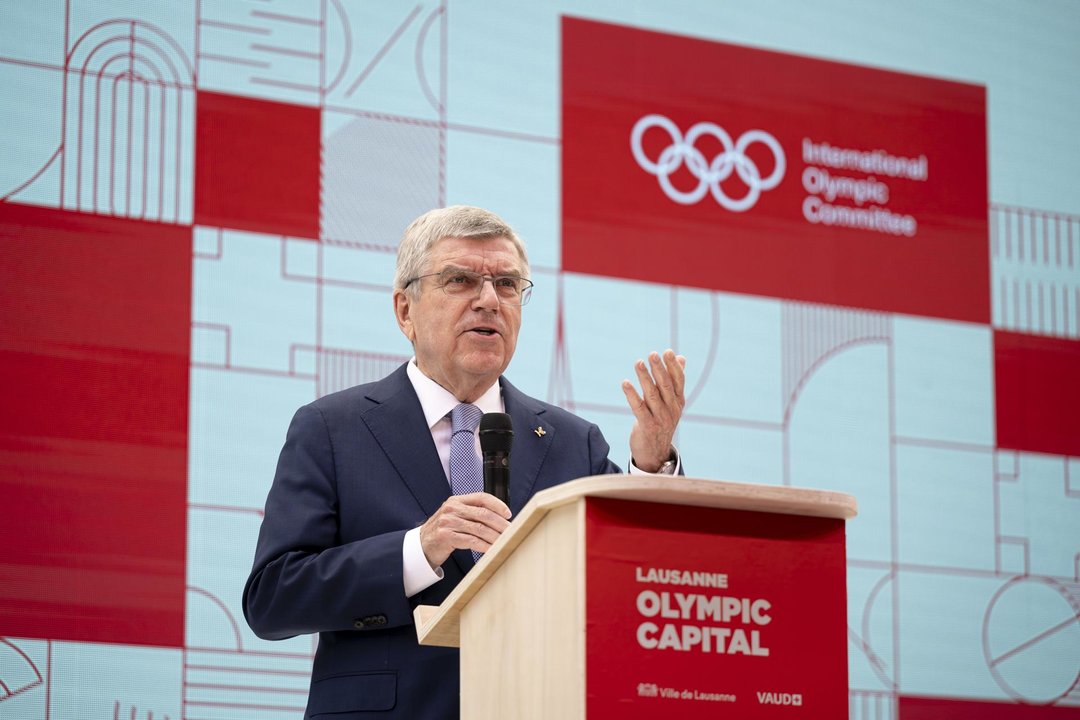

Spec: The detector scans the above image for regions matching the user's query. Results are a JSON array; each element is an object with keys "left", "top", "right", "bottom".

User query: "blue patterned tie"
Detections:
[{"left": 450, "top": 403, "right": 484, "bottom": 561}]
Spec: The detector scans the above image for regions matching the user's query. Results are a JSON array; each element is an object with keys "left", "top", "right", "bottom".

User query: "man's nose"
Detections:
[{"left": 473, "top": 277, "right": 502, "bottom": 310}]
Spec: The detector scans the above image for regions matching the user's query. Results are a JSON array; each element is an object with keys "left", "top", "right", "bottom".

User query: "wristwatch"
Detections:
[{"left": 656, "top": 456, "right": 676, "bottom": 475}]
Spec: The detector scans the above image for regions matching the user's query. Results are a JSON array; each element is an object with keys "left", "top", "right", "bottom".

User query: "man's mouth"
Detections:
[{"left": 470, "top": 327, "right": 498, "bottom": 336}]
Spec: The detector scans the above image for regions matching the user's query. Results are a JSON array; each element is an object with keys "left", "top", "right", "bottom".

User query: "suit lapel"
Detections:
[
  {"left": 361, "top": 364, "right": 480, "bottom": 577},
  {"left": 361, "top": 364, "right": 451, "bottom": 523},
  {"left": 501, "top": 378, "right": 554, "bottom": 515}
]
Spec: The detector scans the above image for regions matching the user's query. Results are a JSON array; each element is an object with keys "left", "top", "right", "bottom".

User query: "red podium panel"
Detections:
[{"left": 585, "top": 497, "right": 847, "bottom": 719}]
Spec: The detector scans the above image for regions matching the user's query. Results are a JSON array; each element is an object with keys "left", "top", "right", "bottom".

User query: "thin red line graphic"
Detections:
[
  {"left": 999, "top": 276, "right": 1008, "bottom": 327},
  {"left": 187, "top": 586, "right": 244, "bottom": 651},
  {"left": 1039, "top": 281, "right": 1045, "bottom": 331},
  {"left": 894, "top": 436, "right": 993, "bottom": 454},
  {"left": 184, "top": 700, "right": 306, "bottom": 712},
  {"left": 887, "top": 317, "right": 901, "bottom": 690},
  {"left": 1032, "top": 210, "right": 1039, "bottom": 265},
  {"left": 186, "top": 645, "right": 313, "bottom": 660},
  {"left": 989, "top": 614, "right": 1079, "bottom": 667},
  {"left": 60, "top": 0, "right": 71, "bottom": 205},
  {"left": 174, "top": 86, "right": 181, "bottom": 222},
  {"left": 157, "top": 81, "right": 166, "bottom": 218},
  {"left": 185, "top": 681, "right": 308, "bottom": 695},
  {"left": 1070, "top": 217, "right": 1075, "bottom": 268},
  {"left": 1051, "top": 283, "right": 1057, "bottom": 333},
  {"left": 138, "top": 79, "right": 147, "bottom": 217},
  {"left": 344, "top": 4, "right": 422, "bottom": 98},
  {"left": 683, "top": 292, "right": 720, "bottom": 410},
  {"left": 79, "top": 58, "right": 89, "bottom": 207},
  {"left": 416, "top": 6, "right": 443, "bottom": 112},
  {"left": 46, "top": 640, "right": 52, "bottom": 720},
  {"left": 189, "top": 502, "right": 263, "bottom": 516},
  {"left": 199, "top": 19, "right": 271, "bottom": 35},
  {"left": 250, "top": 43, "right": 320, "bottom": 60},
  {"left": 190, "top": 361, "right": 317, "bottom": 380},
  {"left": 0, "top": 146, "right": 61, "bottom": 202},
  {"left": 1026, "top": 281, "right": 1032, "bottom": 331},
  {"left": 324, "top": 0, "right": 352, "bottom": 92},
  {"left": 248, "top": 77, "right": 320, "bottom": 92},
  {"left": 1018, "top": 208, "right": 1026, "bottom": 262},
  {"left": 439, "top": 0, "right": 447, "bottom": 206},
  {"left": 68, "top": 20, "right": 194, "bottom": 79},
  {"left": 1004, "top": 206, "right": 1012, "bottom": 260},
  {"left": 200, "top": 53, "right": 271, "bottom": 68},
  {"left": 990, "top": 207, "right": 998, "bottom": 258},
  {"left": 127, "top": 22, "right": 135, "bottom": 216},
  {"left": 251, "top": 9, "right": 321, "bottom": 26},
  {"left": 194, "top": 0, "right": 201, "bottom": 75}
]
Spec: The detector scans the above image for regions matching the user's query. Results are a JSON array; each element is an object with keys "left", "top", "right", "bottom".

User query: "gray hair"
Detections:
[{"left": 394, "top": 206, "right": 530, "bottom": 295}]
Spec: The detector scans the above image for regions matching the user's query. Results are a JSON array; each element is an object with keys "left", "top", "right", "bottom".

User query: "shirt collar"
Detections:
[{"left": 406, "top": 358, "right": 504, "bottom": 429}]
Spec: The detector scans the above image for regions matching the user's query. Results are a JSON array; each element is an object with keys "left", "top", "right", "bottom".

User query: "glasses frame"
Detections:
[{"left": 405, "top": 268, "right": 534, "bottom": 306}]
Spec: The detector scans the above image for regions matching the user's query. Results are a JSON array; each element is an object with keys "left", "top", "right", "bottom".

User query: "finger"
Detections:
[
  {"left": 452, "top": 517, "right": 504, "bottom": 547},
  {"left": 446, "top": 530, "right": 498, "bottom": 554},
  {"left": 621, "top": 378, "right": 646, "bottom": 416},
  {"left": 456, "top": 506, "right": 512, "bottom": 535},
  {"left": 662, "top": 349, "right": 687, "bottom": 404},
  {"left": 634, "top": 357, "right": 660, "bottom": 411},
  {"left": 435, "top": 508, "right": 506, "bottom": 546},
  {"left": 455, "top": 492, "right": 512, "bottom": 519},
  {"left": 649, "top": 350, "right": 677, "bottom": 401}
]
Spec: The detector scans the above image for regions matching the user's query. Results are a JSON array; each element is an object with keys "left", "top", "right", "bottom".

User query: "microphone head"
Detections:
[{"left": 479, "top": 412, "right": 514, "bottom": 454}]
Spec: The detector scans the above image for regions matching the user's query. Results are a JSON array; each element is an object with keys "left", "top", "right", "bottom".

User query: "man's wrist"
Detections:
[{"left": 631, "top": 448, "right": 678, "bottom": 475}]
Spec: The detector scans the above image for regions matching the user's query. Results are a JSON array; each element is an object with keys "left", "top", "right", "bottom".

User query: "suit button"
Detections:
[{"left": 353, "top": 618, "right": 365, "bottom": 629}]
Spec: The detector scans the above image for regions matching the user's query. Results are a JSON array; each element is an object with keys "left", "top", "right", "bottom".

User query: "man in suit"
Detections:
[{"left": 243, "top": 206, "right": 686, "bottom": 718}]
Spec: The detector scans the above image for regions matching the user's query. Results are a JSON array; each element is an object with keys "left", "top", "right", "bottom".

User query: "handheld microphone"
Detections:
[{"left": 479, "top": 413, "right": 513, "bottom": 505}]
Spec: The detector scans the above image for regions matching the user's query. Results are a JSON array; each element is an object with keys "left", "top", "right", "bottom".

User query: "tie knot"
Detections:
[{"left": 451, "top": 403, "right": 483, "bottom": 435}]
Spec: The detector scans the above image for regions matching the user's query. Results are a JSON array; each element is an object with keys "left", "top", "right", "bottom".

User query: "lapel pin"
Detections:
[{"left": 533, "top": 426, "right": 546, "bottom": 437}]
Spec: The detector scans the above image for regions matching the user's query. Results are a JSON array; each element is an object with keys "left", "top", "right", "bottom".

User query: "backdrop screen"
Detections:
[{"left": 1, "top": 2, "right": 1078, "bottom": 718}]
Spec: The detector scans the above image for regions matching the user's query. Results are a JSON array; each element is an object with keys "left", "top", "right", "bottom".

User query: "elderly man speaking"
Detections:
[{"left": 244, "top": 206, "right": 686, "bottom": 719}]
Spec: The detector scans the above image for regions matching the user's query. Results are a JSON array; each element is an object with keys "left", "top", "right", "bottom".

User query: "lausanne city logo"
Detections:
[{"left": 630, "top": 114, "right": 785, "bottom": 212}]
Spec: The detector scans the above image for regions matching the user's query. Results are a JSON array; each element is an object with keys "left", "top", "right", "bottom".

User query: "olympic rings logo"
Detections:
[{"left": 630, "top": 114, "right": 786, "bottom": 212}]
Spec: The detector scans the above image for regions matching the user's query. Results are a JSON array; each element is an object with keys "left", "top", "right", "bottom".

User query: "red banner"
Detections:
[
  {"left": 585, "top": 498, "right": 847, "bottom": 719},
  {"left": 0, "top": 203, "right": 190, "bottom": 647},
  {"left": 563, "top": 17, "right": 989, "bottom": 323}
]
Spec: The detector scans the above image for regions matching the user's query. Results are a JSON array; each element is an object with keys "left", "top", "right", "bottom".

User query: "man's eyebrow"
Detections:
[{"left": 439, "top": 263, "right": 523, "bottom": 276}]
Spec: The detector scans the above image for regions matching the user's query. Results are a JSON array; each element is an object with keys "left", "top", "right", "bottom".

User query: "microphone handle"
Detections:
[{"left": 483, "top": 451, "right": 510, "bottom": 505}]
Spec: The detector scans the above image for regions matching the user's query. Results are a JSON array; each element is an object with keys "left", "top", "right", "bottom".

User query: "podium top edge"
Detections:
[{"left": 530, "top": 475, "right": 857, "bottom": 520}]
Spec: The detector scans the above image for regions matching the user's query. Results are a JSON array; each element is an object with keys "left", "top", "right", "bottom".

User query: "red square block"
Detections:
[
  {"left": 195, "top": 91, "right": 321, "bottom": 239},
  {"left": 0, "top": 202, "right": 190, "bottom": 647},
  {"left": 994, "top": 330, "right": 1080, "bottom": 458}
]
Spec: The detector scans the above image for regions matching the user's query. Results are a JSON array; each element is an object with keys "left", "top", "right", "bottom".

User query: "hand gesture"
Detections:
[{"left": 622, "top": 349, "right": 687, "bottom": 473}]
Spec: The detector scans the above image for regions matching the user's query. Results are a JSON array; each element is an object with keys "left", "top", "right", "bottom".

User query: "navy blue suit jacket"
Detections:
[{"left": 243, "top": 364, "right": 621, "bottom": 718}]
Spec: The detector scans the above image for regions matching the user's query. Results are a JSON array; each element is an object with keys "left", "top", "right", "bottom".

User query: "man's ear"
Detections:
[{"left": 393, "top": 289, "right": 415, "bottom": 343}]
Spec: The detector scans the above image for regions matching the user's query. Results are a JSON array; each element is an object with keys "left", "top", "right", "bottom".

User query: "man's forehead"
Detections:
[{"left": 429, "top": 235, "right": 523, "bottom": 269}]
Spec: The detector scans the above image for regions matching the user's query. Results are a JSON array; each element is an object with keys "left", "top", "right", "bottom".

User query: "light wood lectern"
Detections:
[{"left": 414, "top": 475, "right": 857, "bottom": 719}]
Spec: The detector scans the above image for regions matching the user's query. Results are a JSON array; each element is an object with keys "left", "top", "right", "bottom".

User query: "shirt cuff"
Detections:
[
  {"left": 403, "top": 526, "right": 444, "bottom": 598},
  {"left": 628, "top": 446, "right": 681, "bottom": 475}
]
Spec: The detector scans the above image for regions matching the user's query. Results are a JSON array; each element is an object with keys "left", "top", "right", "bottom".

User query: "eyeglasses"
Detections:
[{"left": 405, "top": 268, "right": 534, "bottom": 306}]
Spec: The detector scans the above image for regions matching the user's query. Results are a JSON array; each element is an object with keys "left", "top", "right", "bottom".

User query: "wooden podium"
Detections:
[{"left": 414, "top": 476, "right": 857, "bottom": 719}]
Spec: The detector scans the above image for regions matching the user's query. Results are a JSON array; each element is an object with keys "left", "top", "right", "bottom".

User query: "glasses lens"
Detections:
[
  {"left": 436, "top": 270, "right": 476, "bottom": 295},
  {"left": 437, "top": 270, "right": 530, "bottom": 305}
]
